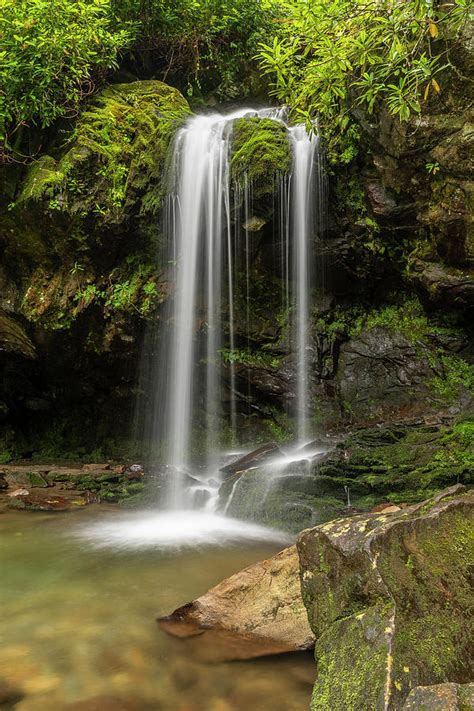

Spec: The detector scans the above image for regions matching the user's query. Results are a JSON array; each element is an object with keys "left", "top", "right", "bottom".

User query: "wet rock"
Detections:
[
  {"left": 298, "top": 485, "right": 473, "bottom": 710},
  {"left": 402, "top": 682, "right": 474, "bottom": 710},
  {"left": 125, "top": 464, "right": 144, "bottom": 481},
  {"left": 243, "top": 216, "right": 267, "bottom": 232},
  {"left": 337, "top": 327, "right": 436, "bottom": 423},
  {"left": 7, "top": 490, "right": 92, "bottom": 511},
  {"left": 82, "top": 463, "right": 111, "bottom": 472},
  {"left": 410, "top": 259, "right": 474, "bottom": 308},
  {"left": 0, "top": 310, "right": 36, "bottom": 359},
  {"left": 0, "top": 677, "right": 24, "bottom": 706},
  {"left": 220, "top": 442, "right": 283, "bottom": 477},
  {"left": 7, "top": 487, "right": 30, "bottom": 497},
  {"left": 158, "top": 545, "right": 314, "bottom": 661}
]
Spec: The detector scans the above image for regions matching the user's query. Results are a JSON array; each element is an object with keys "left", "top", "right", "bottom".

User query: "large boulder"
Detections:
[
  {"left": 158, "top": 544, "right": 314, "bottom": 661},
  {"left": 297, "top": 485, "right": 473, "bottom": 710}
]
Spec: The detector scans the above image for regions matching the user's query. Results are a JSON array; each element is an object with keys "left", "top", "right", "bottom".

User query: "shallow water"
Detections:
[{"left": 0, "top": 507, "right": 314, "bottom": 710}]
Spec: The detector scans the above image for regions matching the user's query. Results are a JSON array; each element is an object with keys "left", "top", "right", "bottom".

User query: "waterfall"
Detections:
[
  {"left": 288, "top": 125, "right": 322, "bottom": 442},
  {"left": 144, "top": 108, "right": 326, "bottom": 510}
]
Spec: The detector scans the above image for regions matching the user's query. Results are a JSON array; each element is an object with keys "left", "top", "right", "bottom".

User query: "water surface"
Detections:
[{"left": 0, "top": 507, "right": 314, "bottom": 710}]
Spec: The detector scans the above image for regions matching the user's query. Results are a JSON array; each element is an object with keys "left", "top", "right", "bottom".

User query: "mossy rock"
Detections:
[
  {"left": 403, "top": 682, "right": 474, "bottom": 710},
  {"left": 230, "top": 117, "right": 291, "bottom": 199},
  {"left": 18, "top": 80, "right": 191, "bottom": 222},
  {"left": 319, "top": 419, "right": 474, "bottom": 506},
  {"left": 298, "top": 486, "right": 474, "bottom": 710}
]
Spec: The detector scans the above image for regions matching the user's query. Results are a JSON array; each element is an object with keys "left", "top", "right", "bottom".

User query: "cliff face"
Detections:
[{"left": 0, "top": 46, "right": 472, "bottom": 462}]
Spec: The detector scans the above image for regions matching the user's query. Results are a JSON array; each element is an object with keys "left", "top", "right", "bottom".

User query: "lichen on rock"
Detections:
[{"left": 297, "top": 485, "right": 474, "bottom": 710}]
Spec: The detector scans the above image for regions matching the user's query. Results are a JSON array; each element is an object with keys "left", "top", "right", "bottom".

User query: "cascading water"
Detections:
[{"left": 144, "top": 107, "right": 326, "bottom": 512}]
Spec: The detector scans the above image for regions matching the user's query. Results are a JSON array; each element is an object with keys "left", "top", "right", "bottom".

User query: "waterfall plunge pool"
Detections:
[{"left": 0, "top": 506, "right": 313, "bottom": 710}]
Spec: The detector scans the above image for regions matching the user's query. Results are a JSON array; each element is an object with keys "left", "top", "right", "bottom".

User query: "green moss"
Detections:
[
  {"left": 377, "top": 505, "right": 474, "bottom": 699},
  {"left": 230, "top": 117, "right": 291, "bottom": 196},
  {"left": 319, "top": 418, "right": 474, "bottom": 509},
  {"left": 311, "top": 602, "right": 392, "bottom": 711},
  {"left": 219, "top": 347, "right": 281, "bottom": 369},
  {"left": 18, "top": 80, "right": 190, "bottom": 222}
]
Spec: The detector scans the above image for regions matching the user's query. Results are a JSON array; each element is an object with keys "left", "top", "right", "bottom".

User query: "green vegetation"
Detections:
[
  {"left": 231, "top": 117, "right": 291, "bottom": 193},
  {"left": 258, "top": 0, "right": 472, "bottom": 161},
  {"left": 0, "top": 0, "right": 133, "bottom": 161},
  {"left": 325, "top": 419, "right": 474, "bottom": 507},
  {"left": 19, "top": 80, "right": 190, "bottom": 221},
  {"left": 0, "top": 0, "right": 274, "bottom": 162},
  {"left": 112, "top": 0, "right": 276, "bottom": 100},
  {"left": 220, "top": 347, "right": 281, "bottom": 370}
]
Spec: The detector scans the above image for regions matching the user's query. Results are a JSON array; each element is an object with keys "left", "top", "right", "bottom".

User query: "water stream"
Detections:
[{"left": 143, "top": 107, "right": 326, "bottom": 510}]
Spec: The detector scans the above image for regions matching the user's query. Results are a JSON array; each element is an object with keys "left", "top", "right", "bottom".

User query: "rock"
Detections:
[
  {"left": 158, "top": 545, "right": 314, "bottom": 661},
  {"left": 0, "top": 310, "right": 36, "bottom": 359},
  {"left": 0, "top": 678, "right": 24, "bottom": 706},
  {"left": 7, "top": 487, "right": 30, "bottom": 497},
  {"left": 9, "top": 489, "right": 78, "bottom": 511},
  {"left": 243, "top": 216, "right": 267, "bottom": 232},
  {"left": 402, "top": 682, "right": 474, "bottom": 710},
  {"left": 220, "top": 442, "right": 282, "bottom": 476},
  {"left": 337, "top": 327, "right": 437, "bottom": 423},
  {"left": 82, "top": 463, "right": 111, "bottom": 472},
  {"left": 298, "top": 485, "right": 473, "bottom": 710},
  {"left": 4, "top": 468, "right": 51, "bottom": 488},
  {"left": 410, "top": 260, "right": 474, "bottom": 308},
  {"left": 371, "top": 503, "right": 401, "bottom": 513},
  {"left": 126, "top": 464, "right": 144, "bottom": 480}
]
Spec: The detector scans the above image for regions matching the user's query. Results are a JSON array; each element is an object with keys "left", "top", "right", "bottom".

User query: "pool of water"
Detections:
[{"left": 0, "top": 506, "right": 314, "bottom": 710}]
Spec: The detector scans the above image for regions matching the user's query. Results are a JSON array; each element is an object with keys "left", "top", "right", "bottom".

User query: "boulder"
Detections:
[
  {"left": 158, "top": 544, "right": 314, "bottom": 661},
  {"left": 337, "top": 327, "right": 437, "bottom": 423},
  {"left": 297, "top": 485, "right": 473, "bottom": 710},
  {"left": 402, "top": 682, "right": 474, "bottom": 710},
  {"left": 220, "top": 442, "right": 283, "bottom": 477}
]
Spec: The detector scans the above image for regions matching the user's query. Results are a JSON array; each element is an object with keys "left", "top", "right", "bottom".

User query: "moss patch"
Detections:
[
  {"left": 19, "top": 80, "right": 190, "bottom": 222},
  {"left": 230, "top": 117, "right": 291, "bottom": 197}
]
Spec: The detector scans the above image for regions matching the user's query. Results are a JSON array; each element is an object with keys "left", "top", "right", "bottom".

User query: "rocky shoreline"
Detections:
[
  {"left": 0, "top": 461, "right": 146, "bottom": 512},
  {"left": 161, "top": 485, "right": 474, "bottom": 710}
]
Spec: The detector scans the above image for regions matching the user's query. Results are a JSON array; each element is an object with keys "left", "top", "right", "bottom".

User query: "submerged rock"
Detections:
[
  {"left": 158, "top": 545, "right": 314, "bottom": 661},
  {"left": 297, "top": 485, "right": 473, "bottom": 710}
]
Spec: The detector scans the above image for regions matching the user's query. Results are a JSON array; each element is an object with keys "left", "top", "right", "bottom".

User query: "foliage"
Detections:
[
  {"left": 74, "top": 267, "right": 161, "bottom": 317},
  {"left": 220, "top": 347, "right": 281, "bottom": 369},
  {"left": 258, "top": 0, "right": 472, "bottom": 161},
  {"left": 0, "top": 0, "right": 134, "bottom": 161},
  {"left": 111, "top": 0, "right": 277, "bottom": 100}
]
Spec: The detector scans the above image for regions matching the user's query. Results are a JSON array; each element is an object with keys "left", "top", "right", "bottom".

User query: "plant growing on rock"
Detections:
[{"left": 258, "top": 0, "right": 472, "bottom": 161}]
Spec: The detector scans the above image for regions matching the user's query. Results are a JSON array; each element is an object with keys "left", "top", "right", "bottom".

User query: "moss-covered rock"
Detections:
[
  {"left": 298, "top": 485, "right": 474, "bottom": 710},
  {"left": 231, "top": 116, "right": 291, "bottom": 199},
  {"left": 18, "top": 80, "right": 190, "bottom": 222},
  {"left": 402, "top": 682, "right": 474, "bottom": 710},
  {"left": 319, "top": 418, "right": 474, "bottom": 506}
]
